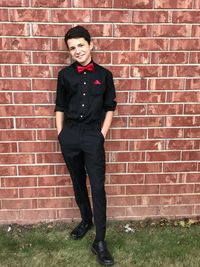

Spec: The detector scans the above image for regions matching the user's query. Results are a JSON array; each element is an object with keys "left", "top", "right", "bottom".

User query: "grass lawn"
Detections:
[{"left": 0, "top": 218, "right": 200, "bottom": 267}]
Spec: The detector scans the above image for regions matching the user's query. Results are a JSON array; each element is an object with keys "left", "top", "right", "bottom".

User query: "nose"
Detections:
[{"left": 75, "top": 47, "right": 80, "bottom": 54}]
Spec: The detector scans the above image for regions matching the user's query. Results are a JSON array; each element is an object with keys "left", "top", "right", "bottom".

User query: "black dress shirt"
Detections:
[{"left": 54, "top": 61, "right": 117, "bottom": 124}]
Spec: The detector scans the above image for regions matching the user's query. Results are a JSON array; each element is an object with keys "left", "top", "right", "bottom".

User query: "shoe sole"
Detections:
[{"left": 91, "top": 247, "right": 114, "bottom": 266}]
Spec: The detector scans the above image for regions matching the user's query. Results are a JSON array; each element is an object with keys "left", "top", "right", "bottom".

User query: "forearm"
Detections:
[
  {"left": 101, "top": 111, "right": 114, "bottom": 138},
  {"left": 55, "top": 111, "right": 64, "bottom": 135}
]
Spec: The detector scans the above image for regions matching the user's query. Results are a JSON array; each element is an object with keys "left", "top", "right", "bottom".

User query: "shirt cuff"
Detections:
[{"left": 54, "top": 105, "right": 65, "bottom": 112}]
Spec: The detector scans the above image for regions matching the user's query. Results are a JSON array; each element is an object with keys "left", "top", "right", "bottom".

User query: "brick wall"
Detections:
[{"left": 0, "top": 0, "right": 200, "bottom": 224}]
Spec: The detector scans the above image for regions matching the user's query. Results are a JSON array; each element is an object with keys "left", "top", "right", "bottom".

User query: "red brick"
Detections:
[
  {"left": 148, "top": 78, "right": 185, "bottom": 90},
  {"left": 106, "top": 163, "right": 126, "bottom": 173},
  {"left": 93, "top": 39, "right": 130, "bottom": 51},
  {"left": 133, "top": 11, "right": 168, "bottom": 23},
  {"left": 0, "top": 211, "right": 20, "bottom": 223},
  {"left": 106, "top": 185, "right": 126, "bottom": 195},
  {"left": 14, "top": 92, "right": 51, "bottom": 104},
  {"left": 36, "top": 153, "right": 63, "bottom": 164},
  {"left": 2, "top": 199, "right": 36, "bottom": 209},
  {"left": 166, "top": 140, "right": 194, "bottom": 150},
  {"left": 19, "top": 210, "right": 57, "bottom": 222},
  {"left": 146, "top": 151, "right": 181, "bottom": 162},
  {"left": 37, "top": 129, "right": 57, "bottom": 141},
  {"left": 0, "top": 118, "right": 13, "bottom": 129},
  {"left": 0, "top": 66, "right": 11, "bottom": 77},
  {"left": 0, "top": 38, "right": 10, "bottom": 50},
  {"left": 190, "top": 52, "right": 200, "bottom": 64},
  {"left": 185, "top": 104, "right": 200, "bottom": 114},
  {"left": 115, "top": 92, "right": 128, "bottom": 104},
  {"left": 9, "top": 9, "right": 49, "bottom": 22},
  {"left": 173, "top": 11, "right": 200, "bottom": 23},
  {"left": 131, "top": 66, "right": 167, "bottom": 77},
  {"left": 148, "top": 128, "right": 183, "bottom": 139},
  {"left": 127, "top": 184, "right": 159, "bottom": 195},
  {"left": 0, "top": 166, "right": 17, "bottom": 176},
  {"left": 32, "top": 79, "right": 56, "bottom": 91},
  {"left": 128, "top": 163, "right": 162, "bottom": 173},
  {"left": 185, "top": 128, "right": 200, "bottom": 138},
  {"left": 32, "top": 52, "right": 70, "bottom": 64},
  {"left": 0, "top": 142, "right": 17, "bottom": 153},
  {"left": 133, "top": 38, "right": 169, "bottom": 51},
  {"left": 160, "top": 184, "right": 194, "bottom": 195},
  {"left": 0, "top": 79, "right": 31, "bottom": 91},
  {"left": 0, "top": 106, "right": 34, "bottom": 117},
  {"left": 186, "top": 173, "right": 200, "bottom": 183},
  {"left": 2, "top": 177, "right": 37, "bottom": 187},
  {"left": 116, "top": 105, "right": 146, "bottom": 116},
  {"left": 19, "top": 187, "right": 54, "bottom": 198},
  {"left": 0, "top": 9, "right": 9, "bottom": 21},
  {"left": 194, "top": 0, "right": 200, "bottom": 8},
  {"left": 130, "top": 140, "right": 164, "bottom": 151},
  {"left": 57, "top": 209, "right": 80, "bottom": 221},
  {"left": 112, "top": 152, "right": 145, "bottom": 162},
  {"left": 52, "top": 10, "right": 91, "bottom": 22},
  {"left": 74, "top": 0, "right": 112, "bottom": 7},
  {"left": 107, "top": 207, "right": 126, "bottom": 218},
  {"left": 108, "top": 196, "right": 140, "bottom": 206},
  {"left": 0, "top": 51, "right": 31, "bottom": 64},
  {"left": 167, "top": 92, "right": 200, "bottom": 102},
  {"left": 0, "top": 23, "right": 29, "bottom": 36},
  {"left": 92, "top": 10, "right": 131, "bottom": 23},
  {"left": 163, "top": 162, "right": 197, "bottom": 172},
  {"left": 145, "top": 174, "right": 179, "bottom": 184},
  {"left": 112, "top": 52, "right": 149, "bottom": 64},
  {"left": 19, "top": 142, "right": 55, "bottom": 152},
  {"left": 116, "top": 79, "right": 147, "bottom": 91},
  {"left": 186, "top": 79, "right": 200, "bottom": 90},
  {"left": 18, "top": 165, "right": 54, "bottom": 176},
  {"left": 114, "top": 0, "right": 153, "bottom": 8},
  {"left": 38, "top": 176, "right": 71, "bottom": 186},
  {"left": 105, "top": 140, "right": 128, "bottom": 152},
  {"left": 0, "top": 0, "right": 27, "bottom": 6},
  {"left": 0, "top": 154, "right": 34, "bottom": 164},
  {"left": 111, "top": 117, "right": 127, "bottom": 128},
  {"left": 166, "top": 116, "right": 200, "bottom": 127},
  {"left": 169, "top": 66, "right": 200, "bottom": 77},
  {"left": 126, "top": 206, "right": 159, "bottom": 217},
  {"left": 0, "top": 92, "right": 12, "bottom": 104},
  {"left": 192, "top": 25, "right": 200, "bottom": 37},
  {"left": 56, "top": 187, "right": 74, "bottom": 197},
  {"left": 92, "top": 52, "right": 112, "bottom": 64},
  {"left": 110, "top": 174, "right": 144, "bottom": 184},
  {"left": 112, "top": 129, "right": 147, "bottom": 140},
  {"left": 182, "top": 151, "right": 200, "bottom": 161},
  {"left": 129, "top": 117, "right": 164, "bottom": 127},
  {"left": 10, "top": 37, "right": 51, "bottom": 50},
  {"left": 155, "top": 0, "right": 193, "bottom": 8},
  {"left": 16, "top": 118, "right": 53, "bottom": 129},
  {"left": 0, "top": 130, "right": 36, "bottom": 141},
  {"left": 148, "top": 104, "right": 183, "bottom": 115},
  {"left": 13, "top": 66, "right": 52, "bottom": 78},
  {"left": 159, "top": 206, "right": 193, "bottom": 217},
  {"left": 114, "top": 24, "right": 150, "bottom": 37},
  {"left": 151, "top": 52, "right": 188, "bottom": 64},
  {"left": 170, "top": 39, "right": 200, "bottom": 51},
  {"left": 130, "top": 92, "right": 166, "bottom": 103},
  {"left": 103, "top": 66, "right": 129, "bottom": 78},
  {"left": 32, "top": 0, "right": 71, "bottom": 7},
  {"left": 0, "top": 188, "right": 18, "bottom": 198},
  {"left": 32, "top": 24, "right": 72, "bottom": 37},
  {"left": 152, "top": 25, "right": 190, "bottom": 37},
  {"left": 37, "top": 198, "right": 73, "bottom": 209}
]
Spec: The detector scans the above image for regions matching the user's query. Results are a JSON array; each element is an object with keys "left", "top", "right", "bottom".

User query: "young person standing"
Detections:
[{"left": 55, "top": 26, "right": 117, "bottom": 266}]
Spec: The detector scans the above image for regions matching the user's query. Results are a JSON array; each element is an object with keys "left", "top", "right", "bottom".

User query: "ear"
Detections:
[{"left": 89, "top": 41, "right": 94, "bottom": 51}]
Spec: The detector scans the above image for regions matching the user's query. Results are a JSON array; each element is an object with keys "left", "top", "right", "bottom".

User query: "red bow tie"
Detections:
[{"left": 77, "top": 63, "right": 94, "bottom": 74}]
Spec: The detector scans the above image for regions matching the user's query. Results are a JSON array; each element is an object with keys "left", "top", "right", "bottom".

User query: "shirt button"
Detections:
[
  {"left": 84, "top": 82, "right": 86, "bottom": 85},
  {"left": 84, "top": 72, "right": 86, "bottom": 75},
  {"left": 82, "top": 104, "right": 85, "bottom": 107},
  {"left": 80, "top": 115, "right": 83, "bottom": 118},
  {"left": 83, "top": 93, "right": 86, "bottom": 96}
]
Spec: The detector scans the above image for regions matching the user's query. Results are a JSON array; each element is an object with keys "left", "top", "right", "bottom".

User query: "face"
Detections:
[{"left": 67, "top": 37, "right": 93, "bottom": 66}]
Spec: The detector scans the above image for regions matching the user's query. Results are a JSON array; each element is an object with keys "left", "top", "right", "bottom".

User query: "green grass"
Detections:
[{"left": 0, "top": 219, "right": 200, "bottom": 267}]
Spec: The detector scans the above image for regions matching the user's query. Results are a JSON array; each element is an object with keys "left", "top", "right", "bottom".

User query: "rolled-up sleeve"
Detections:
[
  {"left": 54, "top": 72, "right": 66, "bottom": 112},
  {"left": 103, "top": 71, "right": 117, "bottom": 112}
]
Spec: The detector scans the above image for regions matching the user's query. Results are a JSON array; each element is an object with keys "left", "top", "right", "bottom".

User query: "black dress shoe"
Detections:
[
  {"left": 91, "top": 240, "right": 114, "bottom": 266},
  {"left": 70, "top": 221, "right": 93, "bottom": 240}
]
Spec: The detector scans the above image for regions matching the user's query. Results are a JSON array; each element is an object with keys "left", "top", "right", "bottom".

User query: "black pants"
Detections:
[{"left": 58, "top": 120, "right": 106, "bottom": 241}]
